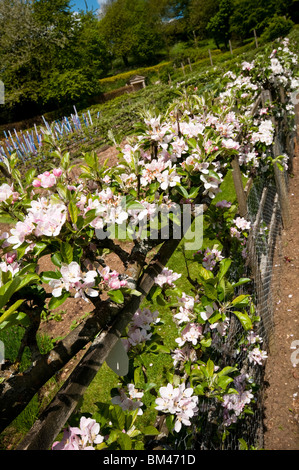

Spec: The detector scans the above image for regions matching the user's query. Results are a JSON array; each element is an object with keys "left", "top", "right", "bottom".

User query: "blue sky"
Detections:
[{"left": 69, "top": 0, "right": 102, "bottom": 12}]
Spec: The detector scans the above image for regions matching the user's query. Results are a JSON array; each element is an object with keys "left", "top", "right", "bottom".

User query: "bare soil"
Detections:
[{"left": 263, "top": 133, "right": 299, "bottom": 450}]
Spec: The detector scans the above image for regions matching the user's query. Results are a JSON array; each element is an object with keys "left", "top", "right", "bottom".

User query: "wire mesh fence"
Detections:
[
  {"left": 190, "top": 176, "right": 284, "bottom": 451},
  {"left": 191, "top": 88, "right": 295, "bottom": 451}
]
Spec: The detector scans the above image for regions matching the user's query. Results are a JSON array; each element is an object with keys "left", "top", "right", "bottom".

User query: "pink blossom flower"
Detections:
[
  {"left": 52, "top": 417, "right": 103, "bottom": 450},
  {"left": 221, "top": 138, "right": 240, "bottom": 150},
  {"left": 216, "top": 200, "right": 232, "bottom": 208},
  {"left": 175, "top": 323, "right": 203, "bottom": 347},
  {"left": 53, "top": 168, "right": 63, "bottom": 177},
  {"left": 230, "top": 227, "right": 241, "bottom": 239},
  {"left": 49, "top": 262, "right": 99, "bottom": 302},
  {"left": 99, "top": 266, "right": 127, "bottom": 290},
  {"left": 0, "top": 183, "right": 18, "bottom": 203},
  {"left": 7, "top": 220, "right": 35, "bottom": 248},
  {"left": 127, "top": 327, "right": 152, "bottom": 347},
  {"left": 70, "top": 417, "right": 104, "bottom": 448},
  {"left": 32, "top": 179, "right": 42, "bottom": 187},
  {"left": 52, "top": 428, "right": 81, "bottom": 450},
  {"left": 171, "top": 344, "right": 196, "bottom": 367},
  {"left": 111, "top": 386, "right": 144, "bottom": 415},
  {"left": 155, "top": 383, "right": 198, "bottom": 432},
  {"left": 233, "top": 217, "right": 251, "bottom": 231},
  {"left": 132, "top": 308, "right": 159, "bottom": 330},
  {"left": 248, "top": 347, "right": 268, "bottom": 365},
  {"left": 154, "top": 268, "right": 181, "bottom": 288},
  {"left": 34, "top": 171, "right": 57, "bottom": 189}
]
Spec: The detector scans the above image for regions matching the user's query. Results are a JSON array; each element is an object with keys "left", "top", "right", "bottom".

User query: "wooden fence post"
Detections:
[
  {"left": 208, "top": 49, "right": 213, "bottom": 67},
  {"left": 261, "top": 89, "right": 291, "bottom": 229},
  {"left": 273, "top": 137, "right": 291, "bottom": 229},
  {"left": 193, "top": 30, "right": 198, "bottom": 48},
  {"left": 231, "top": 155, "right": 248, "bottom": 217},
  {"left": 254, "top": 29, "right": 258, "bottom": 48}
]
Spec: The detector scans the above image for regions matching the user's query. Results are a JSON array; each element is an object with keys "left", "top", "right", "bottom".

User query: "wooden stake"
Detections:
[
  {"left": 231, "top": 156, "right": 247, "bottom": 217},
  {"left": 208, "top": 49, "right": 213, "bottom": 66},
  {"left": 254, "top": 29, "right": 258, "bottom": 48},
  {"left": 193, "top": 30, "right": 198, "bottom": 47}
]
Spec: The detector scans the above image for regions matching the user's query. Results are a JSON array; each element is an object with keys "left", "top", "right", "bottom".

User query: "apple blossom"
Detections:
[{"left": 154, "top": 268, "right": 181, "bottom": 288}]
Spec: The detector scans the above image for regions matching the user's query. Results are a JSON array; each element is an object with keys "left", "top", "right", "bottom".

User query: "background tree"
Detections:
[
  {"left": 188, "top": 0, "right": 219, "bottom": 41},
  {"left": 0, "top": 0, "right": 109, "bottom": 123},
  {"left": 206, "top": 0, "right": 233, "bottom": 50},
  {"left": 99, "top": 0, "right": 165, "bottom": 67},
  {"left": 230, "top": 0, "right": 294, "bottom": 42}
]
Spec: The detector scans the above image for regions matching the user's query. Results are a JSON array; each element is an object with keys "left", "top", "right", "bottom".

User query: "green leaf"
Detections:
[
  {"left": 16, "top": 273, "right": 40, "bottom": 291},
  {"left": 84, "top": 152, "right": 97, "bottom": 169},
  {"left": 198, "top": 265, "right": 214, "bottom": 280},
  {"left": 51, "top": 252, "right": 62, "bottom": 267},
  {"left": 126, "top": 200, "right": 145, "bottom": 210},
  {"left": 61, "top": 152, "right": 70, "bottom": 170},
  {"left": 176, "top": 184, "right": 189, "bottom": 199},
  {"left": 129, "top": 289, "right": 142, "bottom": 297},
  {"left": 106, "top": 429, "right": 120, "bottom": 445},
  {"left": 61, "top": 242, "right": 73, "bottom": 264},
  {"left": 117, "top": 432, "right": 132, "bottom": 450},
  {"left": 187, "top": 138, "right": 198, "bottom": 149},
  {"left": 33, "top": 242, "right": 48, "bottom": 257},
  {"left": 147, "top": 285, "right": 162, "bottom": 301},
  {"left": 41, "top": 270, "right": 61, "bottom": 283},
  {"left": 108, "top": 289, "right": 124, "bottom": 304},
  {"left": 48, "top": 292, "right": 70, "bottom": 310},
  {"left": 110, "top": 405, "right": 125, "bottom": 431},
  {"left": 232, "top": 278, "right": 251, "bottom": 288},
  {"left": 233, "top": 310, "right": 253, "bottom": 331},
  {"left": 217, "top": 375, "right": 234, "bottom": 390},
  {"left": 203, "top": 283, "right": 218, "bottom": 300},
  {"left": 156, "top": 294, "right": 167, "bottom": 306},
  {"left": 142, "top": 426, "right": 160, "bottom": 436},
  {"left": 0, "top": 311, "right": 29, "bottom": 330},
  {"left": 200, "top": 337, "right": 212, "bottom": 348},
  {"left": 16, "top": 243, "right": 30, "bottom": 260},
  {"left": 82, "top": 209, "right": 97, "bottom": 227},
  {"left": 218, "top": 366, "right": 238, "bottom": 377},
  {"left": 68, "top": 201, "right": 78, "bottom": 225},
  {"left": 206, "top": 358, "right": 214, "bottom": 377},
  {"left": 134, "top": 366, "right": 142, "bottom": 385},
  {"left": 194, "top": 384, "right": 205, "bottom": 395},
  {"left": 188, "top": 186, "right": 200, "bottom": 199},
  {"left": 0, "top": 274, "right": 39, "bottom": 310},
  {"left": 217, "top": 258, "right": 232, "bottom": 282},
  {"left": 238, "top": 438, "right": 249, "bottom": 450},
  {"left": 0, "top": 299, "right": 25, "bottom": 325},
  {"left": 17, "top": 263, "right": 37, "bottom": 276},
  {"left": 231, "top": 294, "right": 250, "bottom": 307},
  {"left": 25, "top": 168, "right": 36, "bottom": 185}
]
